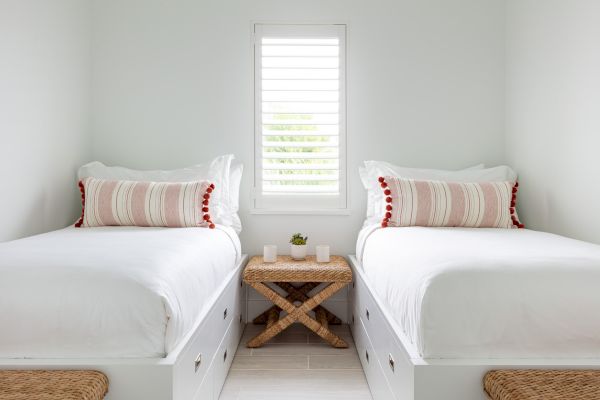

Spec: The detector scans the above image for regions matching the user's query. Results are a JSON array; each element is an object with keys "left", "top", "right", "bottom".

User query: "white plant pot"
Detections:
[{"left": 290, "top": 244, "right": 307, "bottom": 260}]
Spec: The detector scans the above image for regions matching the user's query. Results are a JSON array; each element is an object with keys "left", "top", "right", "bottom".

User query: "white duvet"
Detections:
[
  {"left": 0, "top": 226, "right": 240, "bottom": 358},
  {"left": 359, "top": 226, "right": 600, "bottom": 359}
]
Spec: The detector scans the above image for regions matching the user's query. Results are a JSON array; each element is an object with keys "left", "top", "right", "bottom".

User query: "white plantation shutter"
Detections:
[{"left": 254, "top": 24, "right": 347, "bottom": 212}]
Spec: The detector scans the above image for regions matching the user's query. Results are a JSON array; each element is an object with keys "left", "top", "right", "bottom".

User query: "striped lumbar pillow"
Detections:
[
  {"left": 75, "top": 177, "right": 215, "bottom": 228},
  {"left": 379, "top": 176, "right": 523, "bottom": 229}
]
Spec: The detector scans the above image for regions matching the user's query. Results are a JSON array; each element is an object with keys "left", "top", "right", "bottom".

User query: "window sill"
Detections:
[{"left": 250, "top": 208, "right": 351, "bottom": 216}]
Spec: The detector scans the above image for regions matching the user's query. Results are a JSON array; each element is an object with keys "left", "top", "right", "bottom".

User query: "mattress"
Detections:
[
  {"left": 358, "top": 226, "right": 600, "bottom": 359},
  {"left": 0, "top": 225, "right": 240, "bottom": 358}
]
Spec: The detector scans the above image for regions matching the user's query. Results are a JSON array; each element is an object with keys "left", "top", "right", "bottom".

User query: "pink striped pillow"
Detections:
[
  {"left": 379, "top": 176, "right": 523, "bottom": 229},
  {"left": 75, "top": 178, "right": 215, "bottom": 228}
]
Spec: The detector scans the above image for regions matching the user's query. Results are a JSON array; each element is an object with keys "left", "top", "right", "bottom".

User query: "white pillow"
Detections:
[
  {"left": 360, "top": 161, "right": 486, "bottom": 189},
  {"left": 78, "top": 155, "right": 236, "bottom": 229},
  {"left": 360, "top": 162, "right": 519, "bottom": 227}
]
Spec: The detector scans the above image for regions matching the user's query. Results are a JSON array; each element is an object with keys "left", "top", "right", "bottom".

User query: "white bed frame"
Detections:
[
  {"left": 348, "top": 255, "right": 600, "bottom": 400},
  {"left": 0, "top": 255, "right": 248, "bottom": 400}
]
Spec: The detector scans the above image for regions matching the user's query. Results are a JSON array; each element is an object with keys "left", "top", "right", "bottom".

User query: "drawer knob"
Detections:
[
  {"left": 194, "top": 353, "right": 202, "bottom": 372},
  {"left": 388, "top": 354, "right": 395, "bottom": 372},
  {"left": 365, "top": 308, "right": 370, "bottom": 320},
  {"left": 365, "top": 349, "right": 369, "bottom": 363},
  {"left": 352, "top": 314, "right": 355, "bottom": 325},
  {"left": 223, "top": 349, "right": 228, "bottom": 362},
  {"left": 223, "top": 308, "right": 228, "bottom": 319}
]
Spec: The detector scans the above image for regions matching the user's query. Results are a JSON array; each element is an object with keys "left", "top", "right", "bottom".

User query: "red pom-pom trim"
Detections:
[
  {"left": 200, "top": 182, "right": 216, "bottom": 229},
  {"left": 379, "top": 177, "right": 393, "bottom": 228},
  {"left": 74, "top": 180, "right": 85, "bottom": 228},
  {"left": 510, "top": 181, "right": 524, "bottom": 229}
]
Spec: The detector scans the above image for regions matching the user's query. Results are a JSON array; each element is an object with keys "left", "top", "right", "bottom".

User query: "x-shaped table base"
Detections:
[
  {"left": 247, "top": 281, "right": 348, "bottom": 348},
  {"left": 253, "top": 282, "right": 342, "bottom": 326}
]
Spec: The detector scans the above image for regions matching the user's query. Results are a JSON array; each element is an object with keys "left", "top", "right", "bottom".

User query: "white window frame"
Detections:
[{"left": 252, "top": 23, "right": 348, "bottom": 215}]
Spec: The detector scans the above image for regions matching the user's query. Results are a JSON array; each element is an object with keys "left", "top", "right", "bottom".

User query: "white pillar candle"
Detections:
[
  {"left": 316, "top": 245, "right": 330, "bottom": 263},
  {"left": 263, "top": 245, "right": 277, "bottom": 263}
]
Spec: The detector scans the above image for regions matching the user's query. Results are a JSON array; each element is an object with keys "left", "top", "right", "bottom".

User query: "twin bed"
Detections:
[
  {"left": 349, "top": 160, "right": 600, "bottom": 399},
  {"left": 351, "top": 225, "right": 600, "bottom": 400},
  {"left": 2, "top": 157, "right": 600, "bottom": 400},
  {"left": 0, "top": 225, "right": 246, "bottom": 400},
  {"left": 0, "top": 155, "right": 247, "bottom": 400}
]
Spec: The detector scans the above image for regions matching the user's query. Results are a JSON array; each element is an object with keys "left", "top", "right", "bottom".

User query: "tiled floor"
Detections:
[{"left": 219, "top": 323, "right": 373, "bottom": 400}]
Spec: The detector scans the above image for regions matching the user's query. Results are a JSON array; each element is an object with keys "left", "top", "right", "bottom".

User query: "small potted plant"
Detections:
[{"left": 289, "top": 233, "right": 308, "bottom": 260}]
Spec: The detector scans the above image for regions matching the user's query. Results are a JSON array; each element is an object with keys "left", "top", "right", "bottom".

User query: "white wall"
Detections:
[
  {"left": 2, "top": 0, "right": 598, "bottom": 252},
  {"left": 92, "top": 0, "right": 506, "bottom": 255},
  {"left": 0, "top": 0, "right": 92, "bottom": 242},
  {"left": 506, "top": 0, "right": 600, "bottom": 244}
]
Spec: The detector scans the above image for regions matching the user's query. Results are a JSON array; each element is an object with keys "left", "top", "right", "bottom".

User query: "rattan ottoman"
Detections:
[
  {"left": 243, "top": 255, "right": 352, "bottom": 348},
  {"left": 484, "top": 370, "right": 600, "bottom": 400},
  {"left": 0, "top": 370, "right": 108, "bottom": 400}
]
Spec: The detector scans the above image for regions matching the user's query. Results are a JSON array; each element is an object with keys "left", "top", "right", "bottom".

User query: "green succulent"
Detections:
[{"left": 289, "top": 233, "right": 308, "bottom": 245}]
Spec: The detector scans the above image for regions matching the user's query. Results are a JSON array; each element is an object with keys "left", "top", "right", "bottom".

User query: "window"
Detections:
[{"left": 253, "top": 24, "right": 347, "bottom": 213}]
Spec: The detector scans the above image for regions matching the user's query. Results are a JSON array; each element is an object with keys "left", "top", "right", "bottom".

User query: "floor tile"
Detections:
[
  {"left": 309, "top": 354, "right": 362, "bottom": 370},
  {"left": 232, "top": 355, "right": 308, "bottom": 370}
]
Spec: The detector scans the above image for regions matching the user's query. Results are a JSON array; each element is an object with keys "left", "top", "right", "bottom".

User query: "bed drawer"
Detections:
[
  {"left": 173, "top": 267, "right": 244, "bottom": 400},
  {"left": 348, "top": 279, "right": 356, "bottom": 327},
  {"left": 352, "top": 270, "right": 414, "bottom": 400},
  {"left": 353, "top": 275, "right": 391, "bottom": 361},
  {"left": 354, "top": 316, "right": 395, "bottom": 400},
  {"left": 191, "top": 309, "right": 243, "bottom": 400},
  {"left": 213, "top": 314, "right": 243, "bottom": 399},
  {"left": 193, "top": 364, "right": 214, "bottom": 400},
  {"left": 381, "top": 329, "right": 414, "bottom": 400}
]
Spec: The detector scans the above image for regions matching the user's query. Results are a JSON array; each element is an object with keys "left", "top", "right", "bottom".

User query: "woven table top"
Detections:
[
  {"left": 244, "top": 255, "right": 352, "bottom": 283},
  {"left": 0, "top": 370, "right": 108, "bottom": 400},
  {"left": 484, "top": 370, "right": 600, "bottom": 400}
]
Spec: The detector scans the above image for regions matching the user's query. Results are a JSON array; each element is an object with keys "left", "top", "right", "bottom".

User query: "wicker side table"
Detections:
[
  {"left": 0, "top": 370, "right": 109, "bottom": 400},
  {"left": 484, "top": 370, "right": 600, "bottom": 400},
  {"left": 243, "top": 255, "right": 352, "bottom": 348}
]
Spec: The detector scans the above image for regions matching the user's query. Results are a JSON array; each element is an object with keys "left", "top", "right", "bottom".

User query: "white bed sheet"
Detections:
[
  {"left": 0, "top": 225, "right": 240, "bottom": 358},
  {"left": 359, "top": 226, "right": 600, "bottom": 359}
]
